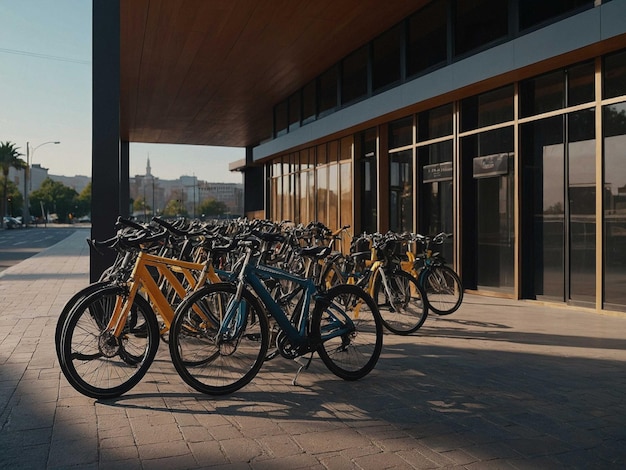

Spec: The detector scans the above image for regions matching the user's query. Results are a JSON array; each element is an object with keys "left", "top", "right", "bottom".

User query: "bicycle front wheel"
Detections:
[
  {"left": 59, "top": 286, "right": 160, "bottom": 399},
  {"left": 423, "top": 265, "right": 463, "bottom": 315},
  {"left": 312, "top": 284, "right": 383, "bottom": 380},
  {"left": 373, "top": 270, "right": 428, "bottom": 335},
  {"left": 168, "top": 283, "right": 269, "bottom": 395},
  {"left": 55, "top": 281, "right": 111, "bottom": 364}
]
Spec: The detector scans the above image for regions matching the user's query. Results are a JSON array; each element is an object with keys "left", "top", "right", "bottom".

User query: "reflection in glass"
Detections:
[
  {"left": 357, "top": 129, "right": 377, "bottom": 234},
  {"left": 316, "top": 165, "right": 328, "bottom": 223},
  {"left": 521, "top": 116, "right": 564, "bottom": 300},
  {"left": 372, "top": 24, "right": 402, "bottom": 92},
  {"left": 342, "top": 46, "right": 368, "bottom": 105},
  {"left": 568, "top": 109, "right": 595, "bottom": 303},
  {"left": 318, "top": 67, "right": 338, "bottom": 116},
  {"left": 520, "top": 70, "right": 564, "bottom": 118},
  {"left": 604, "top": 49, "right": 626, "bottom": 99},
  {"left": 389, "top": 117, "right": 413, "bottom": 149},
  {"left": 464, "top": 127, "right": 514, "bottom": 291},
  {"left": 407, "top": 1, "right": 447, "bottom": 77},
  {"left": 340, "top": 162, "right": 353, "bottom": 253},
  {"left": 328, "top": 164, "right": 339, "bottom": 230},
  {"left": 390, "top": 150, "right": 413, "bottom": 233},
  {"left": 418, "top": 103, "right": 453, "bottom": 141},
  {"left": 454, "top": 0, "right": 508, "bottom": 57},
  {"left": 567, "top": 61, "right": 594, "bottom": 107},
  {"left": 603, "top": 102, "right": 626, "bottom": 307},
  {"left": 461, "top": 85, "right": 514, "bottom": 132},
  {"left": 519, "top": 0, "right": 593, "bottom": 32},
  {"left": 419, "top": 140, "right": 454, "bottom": 263}
]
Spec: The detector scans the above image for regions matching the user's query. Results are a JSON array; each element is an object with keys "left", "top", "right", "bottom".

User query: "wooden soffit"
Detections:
[{"left": 120, "top": 0, "right": 428, "bottom": 148}]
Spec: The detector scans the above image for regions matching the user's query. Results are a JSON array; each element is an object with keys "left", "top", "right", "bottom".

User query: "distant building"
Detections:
[
  {"left": 49, "top": 174, "right": 91, "bottom": 194},
  {"left": 129, "top": 158, "right": 243, "bottom": 218},
  {"left": 8, "top": 164, "right": 50, "bottom": 196}
]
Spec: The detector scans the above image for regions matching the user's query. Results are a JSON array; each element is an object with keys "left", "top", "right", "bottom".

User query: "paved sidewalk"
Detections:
[{"left": 1, "top": 229, "right": 625, "bottom": 469}]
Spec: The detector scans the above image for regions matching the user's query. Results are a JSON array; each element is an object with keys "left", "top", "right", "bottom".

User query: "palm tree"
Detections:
[{"left": 0, "top": 141, "right": 26, "bottom": 228}]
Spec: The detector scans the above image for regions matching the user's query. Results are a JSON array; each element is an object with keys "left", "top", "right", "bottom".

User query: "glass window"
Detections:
[
  {"left": 604, "top": 49, "right": 626, "bottom": 99},
  {"left": 327, "top": 140, "right": 339, "bottom": 163},
  {"left": 519, "top": 0, "right": 593, "bottom": 32},
  {"left": 418, "top": 140, "right": 454, "bottom": 262},
  {"left": 340, "top": 161, "right": 353, "bottom": 253},
  {"left": 357, "top": 129, "right": 378, "bottom": 234},
  {"left": 318, "top": 66, "right": 338, "bottom": 116},
  {"left": 299, "top": 170, "right": 310, "bottom": 224},
  {"left": 521, "top": 116, "right": 564, "bottom": 300},
  {"left": 288, "top": 91, "right": 301, "bottom": 131},
  {"left": 317, "top": 165, "right": 328, "bottom": 223},
  {"left": 461, "top": 85, "right": 514, "bottom": 132},
  {"left": 274, "top": 100, "right": 288, "bottom": 137},
  {"left": 389, "top": 117, "right": 413, "bottom": 149},
  {"left": 520, "top": 69, "right": 565, "bottom": 118},
  {"left": 568, "top": 61, "right": 595, "bottom": 107},
  {"left": 603, "top": 102, "right": 626, "bottom": 307},
  {"left": 340, "top": 136, "right": 352, "bottom": 161},
  {"left": 317, "top": 143, "right": 328, "bottom": 165},
  {"left": 407, "top": 1, "right": 448, "bottom": 77},
  {"left": 568, "top": 109, "right": 596, "bottom": 303},
  {"left": 302, "top": 79, "right": 316, "bottom": 124},
  {"left": 463, "top": 126, "right": 515, "bottom": 291},
  {"left": 389, "top": 149, "right": 413, "bottom": 233},
  {"left": 342, "top": 45, "right": 369, "bottom": 105},
  {"left": 328, "top": 163, "right": 339, "bottom": 230},
  {"left": 454, "top": 0, "right": 508, "bottom": 58},
  {"left": 372, "top": 23, "right": 402, "bottom": 92},
  {"left": 418, "top": 103, "right": 453, "bottom": 141}
]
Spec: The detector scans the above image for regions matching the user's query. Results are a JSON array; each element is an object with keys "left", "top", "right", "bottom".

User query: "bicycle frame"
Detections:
[
  {"left": 106, "top": 251, "right": 221, "bottom": 337},
  {"left": 219, "top": 251, "right": 356, "bottom": 352}
]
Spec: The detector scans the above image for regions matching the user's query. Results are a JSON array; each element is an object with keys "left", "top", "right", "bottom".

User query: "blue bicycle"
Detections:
[{"left": 168, "top": 238, "right": 384, "bottom": 395}]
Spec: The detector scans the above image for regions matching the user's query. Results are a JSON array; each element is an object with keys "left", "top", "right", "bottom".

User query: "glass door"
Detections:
[{"left": 520, "top": 110, "right": 596, "bottom": 304}]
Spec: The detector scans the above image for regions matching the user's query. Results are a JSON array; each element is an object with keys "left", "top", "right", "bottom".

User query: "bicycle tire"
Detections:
[
  {"left": 312, "top": 284, "right": 383, "bottom": 380},
  {"left": 55, "top": 281, "right": 111, "bottom": 363},
  {"left": 423, "top": 265, "right": 463, "bottom": 315},
  {"left": 318, "top": 255, "right": 348, "bottom": 290},
  {"left": 59, "top": 286, "right": 160, "bottom": 399},
  {"left": 168, "top": 283, "right": 269, "bottom": 395},
  {"left": 373, "top": 269, "right": 428, "bottom": 335}
]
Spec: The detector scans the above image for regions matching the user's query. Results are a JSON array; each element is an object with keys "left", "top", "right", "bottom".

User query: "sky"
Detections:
[{"left": 0, "top": 1, "right": 244, "bottom": 183}]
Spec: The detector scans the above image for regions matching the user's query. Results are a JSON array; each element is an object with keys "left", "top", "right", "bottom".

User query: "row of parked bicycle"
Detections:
[{"left": 55, "top": 216, "right": 463, "bottom": 399}]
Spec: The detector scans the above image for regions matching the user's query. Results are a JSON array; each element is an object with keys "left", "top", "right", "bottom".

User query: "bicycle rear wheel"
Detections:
[
  {"left": 59, "top": 286, "right": 160, "bottom": 399},
  {"left": 423, "top": 265, "right": 463, "bottom": 315},
  {"left": 373, "top": 270, "right": 428, "bottom": 334},
  {"left": 312, "top": 284, "right": 383, "bottom": 380},
  {"left": 168, "top": 283, "right": 269, "bottom": 395}
]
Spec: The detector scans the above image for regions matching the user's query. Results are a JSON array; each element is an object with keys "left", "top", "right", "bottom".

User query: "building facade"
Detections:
[
  {"left": 251, "top": 1, "right": 626, "bottom": 313},
  {"left": 95, "top": 0, "right": 626, "bottom": 314}
]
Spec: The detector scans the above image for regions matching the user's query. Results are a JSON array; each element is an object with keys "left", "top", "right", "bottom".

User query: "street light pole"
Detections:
[{"left": 23, "top": 141, "right": 60, "bottom": 225}]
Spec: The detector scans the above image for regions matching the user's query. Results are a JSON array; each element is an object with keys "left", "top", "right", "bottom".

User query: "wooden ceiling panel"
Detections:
[{"left": 120, "top": 0, "right": 430, "bottom": 147}]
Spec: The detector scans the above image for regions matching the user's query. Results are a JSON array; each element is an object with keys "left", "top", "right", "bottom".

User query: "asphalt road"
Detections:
[{"left": 0, "top": 226, "right": 90, "bottom": 274}]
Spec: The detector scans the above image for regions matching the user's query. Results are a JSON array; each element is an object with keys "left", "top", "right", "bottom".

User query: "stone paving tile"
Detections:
[{"left": 1, "top": 229, "right": 626, "bottom": 469}]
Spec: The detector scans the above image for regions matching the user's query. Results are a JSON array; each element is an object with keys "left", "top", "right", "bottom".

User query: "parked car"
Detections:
[{"left": 3, "top": 216, "right": 22, "bottom": 229}]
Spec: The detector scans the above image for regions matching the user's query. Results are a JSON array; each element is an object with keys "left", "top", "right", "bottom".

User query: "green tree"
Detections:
[
  {"left": 0, "top": 177, "right": 24, "bottom": 216},
  {"left": 0, "top": 141, "right": 26, "bottom": 227},
  {"left": 30, "top": 178, "right": 79, "bottom": 223},
  {"left": 76, "top": 181, "right": 91, "bottom": 217},
  {"left": 162, "top": 198, "right": 187, "bottom": 217},
  {"left": 198, "top": 198, "right": 228, "bottom": 217},
  {"left": 133, "top": 195, "right": 151, "bottom": 213}
]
